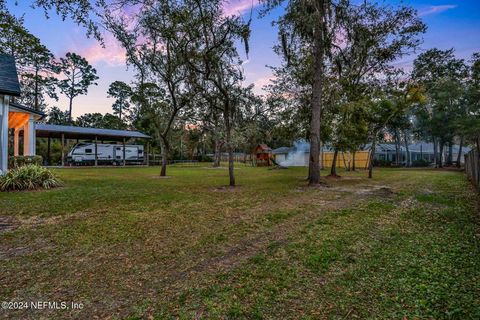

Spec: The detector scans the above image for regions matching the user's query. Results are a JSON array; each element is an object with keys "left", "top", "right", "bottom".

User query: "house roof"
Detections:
[
  {"left": 0, "top": 54, "right": 21, "bottom": 96},
  {"left": 366, "top": 142, "right": 471, "bottom": 154},
  {"left": 274, "top": 141, "right": 471, "bottom": 156},
  {"left": 9, "top": 103, "right": 46, "bottom": 118},
  {"left": 272, "top": 147, "right": 291, "bottom": 154},
  {"left": 365, "top": 143, "right": 406, "bottom": 152},
  {"left": 273, "top": 144, "right": 347, "bottom": 154},
  {"left": 35, "top": 124, "right": 151, "bottom": 141},
  {"left": 256, "top": 144, "right": 272, "bottom": 152}
]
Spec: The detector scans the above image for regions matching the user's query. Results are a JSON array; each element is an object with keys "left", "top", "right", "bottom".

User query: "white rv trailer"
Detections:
[{"left": 67, "top": 143, "right": 144, "bottom": 165}]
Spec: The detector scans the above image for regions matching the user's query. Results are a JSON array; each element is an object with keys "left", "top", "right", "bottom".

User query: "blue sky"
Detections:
[{"left": 6, "top": 0, "right": 480, "bottom": 117}]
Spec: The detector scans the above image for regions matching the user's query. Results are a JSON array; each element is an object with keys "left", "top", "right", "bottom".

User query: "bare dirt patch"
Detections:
[
  {"left": 0, "top": 246, "right": 30, "bottom": 259},
  {"left": 0, "top": 216, "right": 18, "bottom": 233},
  {"left": 213, "top": 186, "right": 242, "bottom": 192}
]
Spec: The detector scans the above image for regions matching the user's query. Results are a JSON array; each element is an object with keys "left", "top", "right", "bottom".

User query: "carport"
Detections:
[{"left": 35, "top": 124, "right": 151, "bottom": 166}]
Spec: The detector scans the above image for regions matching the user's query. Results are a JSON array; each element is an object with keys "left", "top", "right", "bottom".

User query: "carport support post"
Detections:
[
  {"left": 122, "top": 137, "right": 126, "bottom": 166},
  {"left": 13, "top": 128, "right": 20, "bottom": 157},
  {"left": 94, "top": 136, "right": 98, "bottom": 166},
  {"left": 0, "top": 96, "right": 9, "bottom": 174},
  {"left": 61, "top": 133, "right": 65, "bottom": 166}
]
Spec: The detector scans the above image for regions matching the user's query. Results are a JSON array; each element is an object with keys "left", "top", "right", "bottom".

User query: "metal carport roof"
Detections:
[{"left": 36, "top": 124, "right": 151, "bottom": 141}]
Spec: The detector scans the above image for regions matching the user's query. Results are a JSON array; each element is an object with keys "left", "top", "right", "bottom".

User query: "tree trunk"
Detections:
[
  {"left": 308, "top": 0, "right": 326, "bottom": 185},
  {"left": 227, "top": 144, "right": 235, "bottom": 186},
  {"left": 456, "top": 136, "right": 464, "bottom": 168},
  {"left": 160, "top": 137, "right": 169, "bottom": 176},
  {"left": 68, "top": 97, "right": 73, "bottom": 123},
  {"left": 394, "top": 129, "right": 401, "bottom": 166},
  {"left": 330, "top": 149, "right": 339, "bottom": 176},
  {"left": 368, "top": 134, "right": 377, "bottom": 179},
  {"left": 433, "top": 137, "right": 438, "bottom": 168},
  {"left": 34, "top": 68, "right": 39, "bottom": 111},
  {"left": 404, "top": 132, "right": 410, "bottom": 167},
  {"left": 438, "top": 143, "right": 444, "bottom": 168},
  {"left": 224, "top": 106, "right": 235, "bottom": 187},
  {"left": 476, "top": 137, "right": 480, "bottom": 190},
  {"left": 352, "top": 151, "right": 356, "bottom": 171},
  {"left": 342, "top": 152, "right": 348, "bottom": 171},
  {"left": 213, "top": 138, "right": 221, "bottom": 167},
  {"left": 319, "top": 140, "right": 324, "bottom": 170},
  {"left": 69, "top": 74, "right": 75, "bottom": 123},
  {"left": 447, "top": 142, "right": 453, "bottom": 166}
]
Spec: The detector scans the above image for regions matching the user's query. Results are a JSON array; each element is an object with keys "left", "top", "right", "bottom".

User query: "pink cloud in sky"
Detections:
[
  {"left": 71, "top": 1, "right": 262, "bottom": 65},
  {"left": 251, "top": 73, "right": 276, "bottom": 94},
  {"left": 419, "top": 5, "right": 457, "bottom": 17},
  {"left": 79, "top": 34, "right": 127, "bottom": 66},
  {"left": 223, "top": 0, "right": 261, "bottom": 16}
]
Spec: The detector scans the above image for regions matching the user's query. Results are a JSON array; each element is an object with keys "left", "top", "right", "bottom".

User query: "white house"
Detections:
[
  {"left": 368, "top": 142, "right": 471, "bottom": 165},
  {"left": 0, "top": 54, "right": 44, "bottom": 174}
]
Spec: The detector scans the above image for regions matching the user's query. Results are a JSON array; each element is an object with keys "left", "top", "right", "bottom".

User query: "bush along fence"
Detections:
[{"left": 465, "top": 149, "right": 480, "bottom": 191}]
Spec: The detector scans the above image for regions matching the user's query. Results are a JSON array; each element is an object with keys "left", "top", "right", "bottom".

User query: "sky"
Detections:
[{"left": 6, "top": 0, "right": 480, "bottom": 118}]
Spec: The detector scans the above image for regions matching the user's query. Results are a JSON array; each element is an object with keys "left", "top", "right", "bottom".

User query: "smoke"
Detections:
[{"left": 279, "top": 140, "right": 310, "bottom": 167}]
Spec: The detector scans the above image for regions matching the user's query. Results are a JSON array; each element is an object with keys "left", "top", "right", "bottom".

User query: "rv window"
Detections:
[
  {"left": 116, "top": 147, "right": 121, "bottom": 150},
  {"left": 85, "top": 149, "right": 93, "bottom": 153}
]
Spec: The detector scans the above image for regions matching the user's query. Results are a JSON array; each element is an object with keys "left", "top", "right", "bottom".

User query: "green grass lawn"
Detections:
[{"left": 0, "top": 165, "right": 479, "bottom": 319}]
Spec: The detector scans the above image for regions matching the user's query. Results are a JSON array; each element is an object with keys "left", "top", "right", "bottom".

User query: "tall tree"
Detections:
[
  {"left": 76, "top": 112, "right": 127, "bottom": 129},
  {"left": 262, "top": 0, "right": 333, "bottom": 185},
  {"left": 194, "top": 87, "right": 225, "bottom": 167},
  {"left": 181, "top": 0, "right": 251, "bottom": 186},
  {"left": 131, "top": 83, "right": 190, "bottom": 176},
  {"left": 46, "top": 106, "right": 70, "bottom": 125},
  {"left": 0, "top": 10, "right": 58, "bottom": 110},
  {"left": 106, "top": 0, "right": 195, "bottom": 177},
  {"left": 58, "top": 52, "right": 98, "bottom": 122},
  {"left": 367, "top": 81, "right": 426, "bottom": 178},
  {"left": 20, "top": 43, "right": 59, "bottom": 111},
  {"left": 107, "top": 81, "right": 132, "bottom": 121},
  {"left": 461, "top": 53, "right": 480, "bottom": 157},
  {"left": 412, "top": 49, "right": 468, "bottom": 167},
  {"left": 0, "top": 1, "right": 101, "bottom": 40}
]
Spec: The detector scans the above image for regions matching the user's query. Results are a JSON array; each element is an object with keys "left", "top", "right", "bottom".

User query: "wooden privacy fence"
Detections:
[
  {"left": 322, "top": 151, "right": 370, "bottom": 169},
  {"left": 465, "top": 149, "right": 480, "bottom": 191}
]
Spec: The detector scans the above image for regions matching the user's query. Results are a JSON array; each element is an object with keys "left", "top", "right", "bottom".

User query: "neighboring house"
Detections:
[
  {"left": 0, "top": 54, "right": 44, "bottom": 174},
  {"left": 366, "top": 142, "right": 471, "bottom": 165},
  {"left": 272, "top": 140, "right": 471, "bottom": 168},
  {"left": 272, "top": 143, "right": 310, "bottom": 166},
  {"left": 272, "top": 143, "right": 370, "bottom": 168},
  {"left": 272, "top": 147, "right": 291, "bottom": 164}
]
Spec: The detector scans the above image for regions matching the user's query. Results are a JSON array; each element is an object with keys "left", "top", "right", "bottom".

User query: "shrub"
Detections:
[
  {"left": 8, "top": 155, "right": 43, "bottom": 168},
  {"left": 199, "top": 154, "right": 213, "bottom": 162},
  {"left": 0, "top": 165, "right": 63, "bottom": 191},
  {"left": 372, "top": 159, "right": 392, "bottom": 167},
  {"left": 412, "top": 159, "right": 431, "bottom": 167}
]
